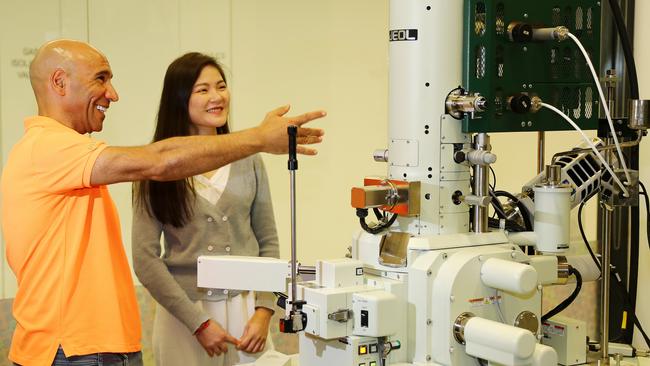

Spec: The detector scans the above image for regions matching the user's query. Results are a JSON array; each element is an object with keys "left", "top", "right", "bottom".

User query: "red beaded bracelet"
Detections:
[{"left": 194, "top": 319, "right": 210, "bottom": 336}]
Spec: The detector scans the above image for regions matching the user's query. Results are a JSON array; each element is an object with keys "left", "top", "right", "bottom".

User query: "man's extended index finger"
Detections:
[{"left": 290, "top": 110, "right": 327, "bottom": 126}]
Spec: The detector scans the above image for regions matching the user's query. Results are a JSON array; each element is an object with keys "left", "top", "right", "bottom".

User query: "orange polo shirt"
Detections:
[{"left": 1, "top": 116, "right": 141, "bottom": 366}]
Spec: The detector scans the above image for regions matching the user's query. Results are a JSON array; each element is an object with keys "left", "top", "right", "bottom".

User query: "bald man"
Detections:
[{"left": 1, "top": 39, "right": 325, "bottom": 366}]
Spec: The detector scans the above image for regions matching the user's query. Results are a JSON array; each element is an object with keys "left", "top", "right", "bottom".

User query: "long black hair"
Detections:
[{"left": 136, "top": 52, "right": 229, "bottom": 227}]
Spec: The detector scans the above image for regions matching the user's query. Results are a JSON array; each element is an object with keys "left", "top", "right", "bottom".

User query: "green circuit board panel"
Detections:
[{"left": 462, "top": 1, "right": 602, "bottom": 133}]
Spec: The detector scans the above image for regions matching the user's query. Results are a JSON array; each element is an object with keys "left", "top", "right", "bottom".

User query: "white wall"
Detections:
[
  {"left": 230, "top": 0, "right": 389, "bottom": 264},
  {"left": 0, "top": 0, "right": 89, "bottom": 299}
]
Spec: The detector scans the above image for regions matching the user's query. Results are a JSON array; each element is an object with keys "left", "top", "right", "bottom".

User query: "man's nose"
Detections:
[{"left": 106, "top": 82, "right": 119, "bottom": 102}]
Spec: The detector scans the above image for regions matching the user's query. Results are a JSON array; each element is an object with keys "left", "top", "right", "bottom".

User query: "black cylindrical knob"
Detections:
[
  {"left": 509, "top": 93, "right": 532, "bottom": 114},
  {"left": 288, "top": 125, "right": 298, "bottom": 170},
  {"left": 509, "top": 22, "right": 533, "bottom": 42}
]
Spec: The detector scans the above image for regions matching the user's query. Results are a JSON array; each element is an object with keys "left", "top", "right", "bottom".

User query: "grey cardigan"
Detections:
[{"left": 132, "top": 155, "right": 279, "bottom": 332}]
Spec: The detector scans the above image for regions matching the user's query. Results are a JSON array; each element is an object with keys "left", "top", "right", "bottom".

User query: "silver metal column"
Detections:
[
  {"left": 472, "top": 133, "right": 490, "bottom": 233},
  {"left": 600, "top": 207, "right": 613, "bottom": 364},
  {"left": 290, "top": 167, "right": 297, "bottom": 310},
  {"left": 537, "top": 131, "right": 545, "bottom": 174}
]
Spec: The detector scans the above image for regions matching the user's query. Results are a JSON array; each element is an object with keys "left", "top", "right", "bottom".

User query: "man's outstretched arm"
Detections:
[{"left": 90, "top": 105, "right": 325, "bottom": 186}]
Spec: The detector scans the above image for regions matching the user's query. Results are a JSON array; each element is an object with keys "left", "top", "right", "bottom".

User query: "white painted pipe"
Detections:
[
  {"left": 464, "top": 317, "right": 537, "bottom": 364},
  {"left": 506, "top": 231, "right": 536, "bottom": 246},
  {"left": 530, "top": 343, "right": 558, "bottom": 366},
  {"left": 480, "top": 257, "right": 537, "bottom": 295},
  {"left": 566, "top": 254, "right": 601, "bottom": 282}
]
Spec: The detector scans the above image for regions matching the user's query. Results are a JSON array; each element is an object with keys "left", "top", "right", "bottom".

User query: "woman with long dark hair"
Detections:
[{"left": 132, "top": 52, "right": 278, "bottom": 365}]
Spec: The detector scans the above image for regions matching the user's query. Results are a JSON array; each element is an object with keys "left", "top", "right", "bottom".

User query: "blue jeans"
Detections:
[{"left": 46, "top": 346, "right": 143, "bottom": 366}]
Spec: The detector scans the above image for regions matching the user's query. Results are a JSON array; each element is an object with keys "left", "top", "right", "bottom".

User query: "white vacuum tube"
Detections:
[{"left": 534, "top": 165, "right": 572, "bottom": 253}]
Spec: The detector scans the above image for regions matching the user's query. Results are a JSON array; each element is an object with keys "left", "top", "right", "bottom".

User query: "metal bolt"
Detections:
[
  {"left": 427, "top": 270, "right": 432, "bottom": 276},
  {"left": 427, "top": 319, "right": 432, "bottom": 325},
  {"left": 521, "top": 122, "right": 526, "bottom": 127},
  {"left": 528, "top": 84, "right": 533, "bottom": 88},
  {"left": 523, "top": 84, "right": 527, "bottom": 89},
  {"left": 478, "top": 255, "right": 484, "bottom": 261},
  {"left": 426, "top": 355, "right": 432, "bottom": 361},
  {"left": 450, "top": 295, "right": 455, "bottom": 302},
  {"left": 527, "top": 121, "right": 533, "bottom": 127},
  {"left": 511, "top": 252, "right": 517, "bottom": 258},
  {"left": 524, "top": 13, "right": 529, "bottom": 18},
  {"left": 523, "top": 46, "right": 528, "bottom": 52},
  {"left": 442, "top": 253, "right": 448, "bottom": 259}
]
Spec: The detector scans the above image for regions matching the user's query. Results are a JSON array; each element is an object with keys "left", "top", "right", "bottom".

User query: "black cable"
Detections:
[
  {"left": 578, "top": 189, "right": 601, "bottom": 271},
  {"left": 493, "top": 190, "right": 519, "bottom": 202},
  {"left": 489, "top": 190, "right": 508, "bottom": 219},
  {"left": 489, "top": 166, "right": 496, "bottom": 191},
  {"left": 357, "top": 208, "right": 398, "bottom": 235},
  {"left": 488, "top": 190, "right": 530, "bottom": 232},
  {"left": 494, "top": 190, "right": 533, "bottom": 231},
  {"left": 628, "top": 149, "right": 641, "bottom": 344},
  {"left": 274, "top": 292, "right": 288, "bottom": 309},
  {"left": 542, "top": 266, "right": 583, "bottom": 322},
  {"left": 487, "top": 217, "right": 527, "bottom": 232},
  {"left": 640, "top": 182, "right": 649, "bottom": 251},
  {"left": 607, "top": 0, "right": 640, "bottom": 99}
]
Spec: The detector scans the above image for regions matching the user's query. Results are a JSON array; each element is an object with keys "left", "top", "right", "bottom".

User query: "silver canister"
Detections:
[{"left": 629, "top": 99, "right": 649, "bottom": 130}]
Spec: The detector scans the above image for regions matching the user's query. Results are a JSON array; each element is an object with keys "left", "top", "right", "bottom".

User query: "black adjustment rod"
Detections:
[{"left": 281, "top": 125, "right": 307, "bottom": 333}]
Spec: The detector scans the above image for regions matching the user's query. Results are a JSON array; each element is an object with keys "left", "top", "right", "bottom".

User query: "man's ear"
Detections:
[{"left": 51, "top": 68, "right": 67, "bottom": 96}]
